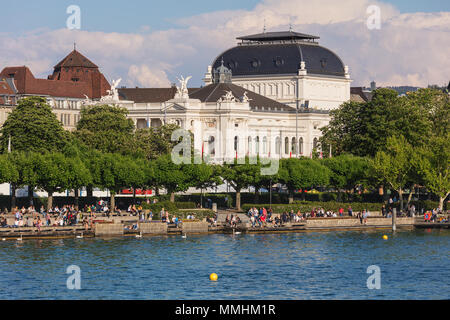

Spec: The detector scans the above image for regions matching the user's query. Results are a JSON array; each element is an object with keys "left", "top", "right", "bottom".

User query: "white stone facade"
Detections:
[{"left": 119, "top": 95, "right": 330, "bottom": 161}]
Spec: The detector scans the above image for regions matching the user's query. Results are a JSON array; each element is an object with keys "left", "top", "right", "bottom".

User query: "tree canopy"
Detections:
[
  {"left": 279, "top": 158, "right": 331, "bottom": 203},
  {"left": 0, "top": 97, "right": 69, "bottom": 153},
  {"left": 74, "top": 104, "right": 136, "bottom": 155},
  {"left": 320, "top": 88, "right": 443, "bottom": 157}
]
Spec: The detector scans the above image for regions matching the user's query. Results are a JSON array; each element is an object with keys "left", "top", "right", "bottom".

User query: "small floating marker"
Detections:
[
  {"left": 383, "top": 235, "right": 389, "bottom": 240},
  {"left": 210, "top": 273, "right": 218, "bottom": 281}
]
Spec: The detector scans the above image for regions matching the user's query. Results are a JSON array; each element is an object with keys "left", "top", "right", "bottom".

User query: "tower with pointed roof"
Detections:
[{"left": 48, "top": 49, "right": 102, "bottom": 83}]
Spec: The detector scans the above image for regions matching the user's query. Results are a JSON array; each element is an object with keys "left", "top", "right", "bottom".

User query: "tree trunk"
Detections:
[
  {"left": 74, "top": 189, "right": 79, "bottom": 210},
  {"left": 110, "top": 192, "right": 116, "bottom": 212},
  {"left": 87, "top": 186, "right": 93, "bottom": 198},
  {"left": 47, "top": 191, "right": 53, "bottom": 212},
  {"left": 254, "top": 187, "right": 260, "bottom": 204},
  {"left": 440, "top": 192, "right": 449, "bottom": 212},
  {"left": 200, "top": 188, "right": 203, "bottom": 209},
  {"left": 10, "top": 183, "right": 16, "bottom": 212},
  {"left": 406, "top": 185, "right": 414, "bottom": 208},
  {"left": 288, "top": 190, "right": 294, "bottom": 204},
  {"left": 337, "top": 190, "right": 342, "bottom": 202},
  {"left": 236, "top": 189, "right": 241, "bottom": 211},
  {"left": 399, "top": 188, "right": 404, "bottom": 212},
  {"left": 28, "top": 185, "right": 34, "bottom": 206},
  {"left": 170, "top": 192, "right": 175, "bottom": 203}
]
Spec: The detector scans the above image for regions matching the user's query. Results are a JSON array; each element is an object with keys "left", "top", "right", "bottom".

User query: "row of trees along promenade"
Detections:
[{"left": 0, "top": 87, "right": 448, "bottom": 212}]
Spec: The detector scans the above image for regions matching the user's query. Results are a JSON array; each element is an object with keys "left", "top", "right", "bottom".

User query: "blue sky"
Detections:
[{"left": 2, "top": 0, "right": 449, "bottom": 34}]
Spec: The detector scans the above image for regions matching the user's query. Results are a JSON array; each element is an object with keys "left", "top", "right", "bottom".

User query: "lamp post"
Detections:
[{"left": 270, "top": 179, "right": 272, "bottom": 210}]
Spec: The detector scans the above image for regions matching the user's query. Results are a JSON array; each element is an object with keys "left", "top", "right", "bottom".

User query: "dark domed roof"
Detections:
[{"left": 212, "top": 31, "right": 346, "bottom": 78}]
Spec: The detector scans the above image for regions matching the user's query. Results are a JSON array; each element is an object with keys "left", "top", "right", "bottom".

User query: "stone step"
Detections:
[{"left": 217, "top": 211, "right": 250, "bottom": 223}]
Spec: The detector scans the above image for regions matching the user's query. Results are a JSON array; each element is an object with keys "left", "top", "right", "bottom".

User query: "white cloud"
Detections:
[
  {"left": 127, "top": 64, "right": 171, "bottom": 88},
  {"left": 0, "top": 0, "right": 448, "bottom": 88}
]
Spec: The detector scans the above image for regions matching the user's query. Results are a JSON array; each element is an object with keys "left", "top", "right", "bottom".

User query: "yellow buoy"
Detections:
[
  {"left": 210, "top": 273, "right": 218, "bottom": 281},
  {"left": 383, "top": 235, "right": 389, "bottom": 240}
]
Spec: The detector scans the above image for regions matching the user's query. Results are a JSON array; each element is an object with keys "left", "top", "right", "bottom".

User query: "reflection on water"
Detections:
[{"left": 0, "top": 229, "right": 449, "bottom": 300}]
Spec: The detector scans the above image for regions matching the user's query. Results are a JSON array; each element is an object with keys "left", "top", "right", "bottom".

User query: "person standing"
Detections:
[
  {"left": 348, "top": 206, "right": 353, "bottom": 217},
  {"left": 363, "top": 210, "right": 369, "bottom": 225}
]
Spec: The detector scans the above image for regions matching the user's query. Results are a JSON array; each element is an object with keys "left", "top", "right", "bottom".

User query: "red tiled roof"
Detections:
[
  {"left": 54, "top": 50, "right": 98, "bottom": 69},
  {"left": 0, "top": 50, "right": 110, "bottom": 99},
  {"left": 0, "top": 78, "right": 14, "bottom": 95}
]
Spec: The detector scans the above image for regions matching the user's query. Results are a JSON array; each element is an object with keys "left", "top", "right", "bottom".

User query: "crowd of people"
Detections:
[
  {"left": 423, "top": 208, "right": 448, "bottom": 223},
  {"left": 241, "top": 206, "right": 378, "bottom": 228},
  {"left": 0, "top": 204, "right": 91, "bottom": 230}
]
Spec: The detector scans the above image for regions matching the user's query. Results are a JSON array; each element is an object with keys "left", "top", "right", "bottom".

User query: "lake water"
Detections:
[{"left": 0, "top": 229, "right": 448, "bottom": 300}]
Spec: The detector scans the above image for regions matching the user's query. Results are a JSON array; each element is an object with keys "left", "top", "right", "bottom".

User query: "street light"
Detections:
[{"left": 270, "top": 179, "right": 272, "bottom": 210}]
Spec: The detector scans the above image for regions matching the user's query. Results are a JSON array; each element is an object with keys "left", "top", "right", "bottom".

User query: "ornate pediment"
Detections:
[{"left": 162, "top": 103, "right": 187, "bottom": 111}]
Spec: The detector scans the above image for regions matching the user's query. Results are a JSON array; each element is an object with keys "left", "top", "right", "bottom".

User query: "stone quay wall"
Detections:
[
  {"left": 94, "top": 223, "right": 124, "bottom": 236},
  {"left": 306, "top": 217, "right": 415, "bottom": 229},
  {"left": 139, "top": 222, "right": 168, "bottom": 235},
  {"left": 182, "top": 221, "right": 209, "bottom": 233}
]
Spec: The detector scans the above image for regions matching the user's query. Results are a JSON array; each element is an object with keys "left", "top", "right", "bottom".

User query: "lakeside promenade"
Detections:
[{"left": 1, "top": 211, "right": 446, "bottom": 240}]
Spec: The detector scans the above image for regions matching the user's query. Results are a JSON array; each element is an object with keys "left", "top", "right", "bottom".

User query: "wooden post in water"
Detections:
[{"left": 392, "top": 208, "right": 397, "bottom": 231}]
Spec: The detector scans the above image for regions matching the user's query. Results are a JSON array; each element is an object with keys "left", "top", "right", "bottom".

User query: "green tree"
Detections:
[
  {"left": 97, "top": 153, "right": 146, "bottom": 210},
  {"left": 0, "top": 96, "right": 69, "bottom": 153},
  {"left": 189, "top": 163, "right": 223, "bottom": 208},
  {"left": 152, "top": 154, "right": 193, "bottom": 203},
  {"left": 405, "top": 88, "right": 449, "bottom": 138},
  {"left": 8, "top": 151, "right": 41, "bottom": 207},
  {"left": 221, "top": 157, "right": 261, "bottom": 211},
  {"left": 75, "top": 104, "right": 136, "bottom": 154},
  {"left": 0, "top": 154, "right": 19, "bottom": 209},
  {"left": 413, "top": 134, "right": 450, "bottom": 211},
  {"left": 33, "top": 153, "right": 69, "bottom": 210},
  {"left": 279, "top": 158, "right": 330, "bottom": 204},
  {"left": 321, "top": 88, "right": 431, "bottom": 157},
  {"left": 322, "top": 155, "right": 371, "bottom": 200},
  {"left": 373, "top": 135, "right": 414, "bottom": 211},
  {"left": 134, "top": 124, "right": 182, "bottom": 160},
  {"left": 0, "top": 154, "right": 18, "bottom": 184}
]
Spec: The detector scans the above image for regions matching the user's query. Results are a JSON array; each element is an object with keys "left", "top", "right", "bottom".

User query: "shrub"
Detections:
[
  {"left": 141, "top": 201, "right": 177, "bottom": 215},
  {"left": 174, "top": 202, "right": 197, "bottom": 209}
]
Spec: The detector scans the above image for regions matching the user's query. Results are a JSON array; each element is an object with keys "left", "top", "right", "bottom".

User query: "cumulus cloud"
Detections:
[
  {"left": 0, "top": 0, "right": 448, "bottom": 88},
  {"left": 127, "top": 64, "right": 171, "bottom": 88}
]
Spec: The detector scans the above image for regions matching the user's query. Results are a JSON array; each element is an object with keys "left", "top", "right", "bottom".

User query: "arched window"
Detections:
[
  {"left": 255, "top": 136, "right": 260, "bottom": 154},
  {"left": 234, "top": 136, "right": 239, "bottom": 152},
  {"left": 299, "top": 138, "right": 304, "bottom": 155},
  {"left": 209, "top": 136, "right": 215, "bottom": 156},
  {"left": 248, "top": 136, "right": 252, "bottom": 154},
  {"left": 285, "top": 137, "right": 289, "bottom": 155},
  {"left": 313, "top": 138, "right": 319, "bottom": 150},
  {"left": 262, "top": 137, "right": 267, "bottom": 154},
  {"left": 292, "top": 137, "right": 297, "bottom": 154},
  {"left": 275, "top": 137, "right": 281, "bottom": 155}
]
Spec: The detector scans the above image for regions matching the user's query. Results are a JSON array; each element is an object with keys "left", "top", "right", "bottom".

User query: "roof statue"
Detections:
[
  {"left": 175, "top": 76, "right": 192, "bottom": 99},
  {"left": 100, "top": 78, "right": 122, "bottom": 103},
  {"left": 241, "top": 91, "right": 252, "bottom": 103},
  {"left": 218, "top": 90, "right": 238, "bottom": 103},
  {"left": 81, "top": 94, "right": 92, "bottom": 106},
  {"left": 111, "top": 78, "right": 121, "bottom": 100}
]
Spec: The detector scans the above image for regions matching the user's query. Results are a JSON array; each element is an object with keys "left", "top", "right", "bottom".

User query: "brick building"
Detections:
[{"left": 0, "top": 49, "right": 110, "bottom": 130}]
